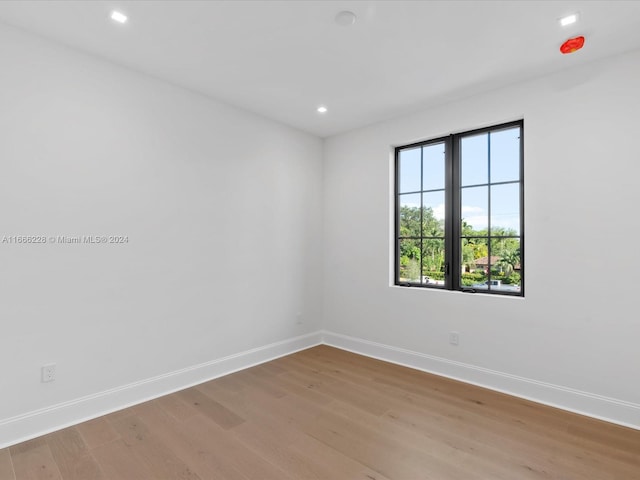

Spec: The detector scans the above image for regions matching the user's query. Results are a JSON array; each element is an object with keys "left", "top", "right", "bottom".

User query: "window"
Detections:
[{"left": 395, "top": 120, "right": 524, "bottom": 296}]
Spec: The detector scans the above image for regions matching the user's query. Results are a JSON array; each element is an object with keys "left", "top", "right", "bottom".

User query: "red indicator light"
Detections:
[{"left": 560, "top": 36, "right": 585, "bottom": 54}]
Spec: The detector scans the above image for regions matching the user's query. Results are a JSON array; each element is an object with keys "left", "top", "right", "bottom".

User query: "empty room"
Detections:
[{"left": 1, "top": 1, "right": 639, "bottom": 479}]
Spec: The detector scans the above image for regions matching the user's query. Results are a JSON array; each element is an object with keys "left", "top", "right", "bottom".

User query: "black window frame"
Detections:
[{"left": 394, "top": 120, "right": 524, "bottom": 297}]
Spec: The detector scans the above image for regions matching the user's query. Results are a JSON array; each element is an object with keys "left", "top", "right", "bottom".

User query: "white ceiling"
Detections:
[{"left": 0, "top": 1, "right": 639, "bottom": 137}]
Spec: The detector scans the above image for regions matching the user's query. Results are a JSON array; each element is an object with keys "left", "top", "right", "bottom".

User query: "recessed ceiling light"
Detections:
[
  {"left": 335, "top": 11, "right": 357, "bottom": 27},
  {"left": 559, "top": 13, "right": 578, "bottom": 27},
  {"left": 110, "top": 11, "right": 128, "bottom": 24},
  {"left": 317, "top": 106, "right": 328, "bottom": 114}
]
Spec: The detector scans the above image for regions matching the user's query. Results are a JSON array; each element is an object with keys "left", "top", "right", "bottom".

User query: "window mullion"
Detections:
[
  {"left": 446, "top": 135, "right": 459, "bottom": 291},
  {"left": 419, "top": 146, "right": 424, "bottom": 283},
  {"left": 487, "top": 131, "right": 492, "bottom": 289}
]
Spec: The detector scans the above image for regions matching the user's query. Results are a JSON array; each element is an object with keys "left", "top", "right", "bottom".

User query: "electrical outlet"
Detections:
[
  {"left": 449, "top": 331, "right": 460, "bottom": 346},
  {"left": 296, "top": 312, "right": 303, "bottom": 325},
  {"left": 42, "top": 364, "right": 56, "bottom": 383}
]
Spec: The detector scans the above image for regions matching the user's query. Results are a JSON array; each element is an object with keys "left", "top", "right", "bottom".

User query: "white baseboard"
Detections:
[
  {"left": 0, "top": 331, "right": 323, "bottom": 449},
  {"left": 322, "top": 330, "right": 640, "bottom": 430},
  {"left": 3, "top": 329, "right": 637, "bottom": 449}
]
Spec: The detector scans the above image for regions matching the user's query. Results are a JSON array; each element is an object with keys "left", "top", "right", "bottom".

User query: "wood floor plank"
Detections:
[
  {"left": 210, "top": 374, "right": 246, "bottom": 393},
  {"left": 253, "top": 368, "right": 334, "bottom": 406},
  {"left": 134, "top": 400, "right": 249, "bottom": 480},
  {"left": 234, "top": 419, "right": 393, "bottom": 480},
  {"left": 288, "top": 348, "right": 377, "bottom": 385},
  {"left": 177, "top": 387, "right": 245, "bottom": 429},
  {"left": 107, "top": 414, "right": 202, "bottom": 480},
  {"left": 566, "top": 421, "right": 640, "bottom": 460},
  {"left": 253, "top": 360, "right": 287, "bottom": 375},
  {"left": 99, "top": 408, "right": 132, "bottom": 423},
  {"left": 232, "top": 368, "right": 289, "bottom": 399},
  {"left": 282, "top": 368, "right": 390, "bottom": 416},
  {"left": 0, "top": 448, "right": 16, "bottom": 480},
  {"left": 8, "top": 438, "right": 46, "bottom": 457},
  {"left": 206, "top": 376, "right": 320, "bottom": 425},
  {"left": 44, "top": 427, "right": 104, "bottom": 480},
  {"left": 197, "top": 381, "right": 311, "bottom": 447},
  {"left": 9, "top": 439, "right": 63, "bottom": 480},
  {"left": 91, "top": 439, "right": 157, "bottom": 480},
  {"left": 181, "top": 414, "right": 295, "bottom": 480},
  {"left": 287, "top": 433, "right": 393, "bottom": 480},
  {"left": 74, "top": 417, "right": 119, "bottom": 450},
  {"left": 303, "top": 409, "right": 434, "bottom": 479},
  {"left": 155, "top": 392, "right": 199, "bottom": 422},
  {"left": 232, "top": 420, "right": 345, "bottom": 480}
]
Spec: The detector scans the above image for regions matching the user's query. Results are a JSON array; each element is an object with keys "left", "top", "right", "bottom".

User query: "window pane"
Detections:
[
  {"left": 460, "top": 237, "right": 489, "bottom": 282},
  {"left": 461, "top": 243, "right": 490, "bottom": 290},
  {"left": 399, "top": 147, "right": 421, "bottom": 193},
  {"left": 490, "top": 238, "right": 522, "bottom": 292},
  {"left": 490, "top": 127, "right": 520, "bottom": 183},
  {"left": 421, "top": 238, "right": 445, "bottom": 281},
  {"left": 422, "top": 142, "right": 445, "bottom": 191},
  {"left": 422, "top": 191, "right": 445, "bottom": 238},
  {"left": 399, "top": 238, "right": 421, "bottom": 283},
  {"left": 490, "top": 183, "right": 520, "bottom": 235},
  {"left": 461, "top": 186, "right": 488, "bottom": 232},
  {"left": 399, "top": 193, "right": 421, "bottom": 237},
  {"left": 471, "top": 279, "right": 489, "bottom": 291},
  {"left": 461, "top": 133, "right": 488, "bottom": 187}
]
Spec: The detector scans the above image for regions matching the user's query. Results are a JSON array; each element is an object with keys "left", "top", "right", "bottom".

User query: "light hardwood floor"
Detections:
[{"left": 1, "top": 345, "right": 639, "bottom": 479}]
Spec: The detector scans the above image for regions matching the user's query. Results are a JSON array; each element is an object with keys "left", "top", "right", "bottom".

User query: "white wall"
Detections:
[
  {"left": 323, "top": 50, "right": 640, "bottom": 427},
  {"left": 0, "top": 23, "right": 323, "bottom": 444}
]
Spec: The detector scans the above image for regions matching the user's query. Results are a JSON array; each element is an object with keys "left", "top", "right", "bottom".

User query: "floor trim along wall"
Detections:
[
  {"left": 322, "top": 330, "right": 640, "bottom": 431},
  {"left": 3, "top": 329, "right": 638, "bottom": 448},
  {"left": 0, "top": 331, "right": 323, "bottom": 449}
]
